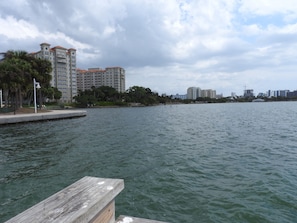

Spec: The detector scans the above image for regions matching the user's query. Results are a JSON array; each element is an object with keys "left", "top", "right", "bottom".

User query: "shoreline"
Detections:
[{"left": 0, "top": 109, "right": 87, "bottom": 125}]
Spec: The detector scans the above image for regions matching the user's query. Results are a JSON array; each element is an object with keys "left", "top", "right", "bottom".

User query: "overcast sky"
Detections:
[{"left": 1, "top": 0, "right": 297, "bottom": 96}]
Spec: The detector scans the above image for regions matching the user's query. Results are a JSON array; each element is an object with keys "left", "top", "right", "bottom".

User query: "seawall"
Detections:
[{"left": 0, "top": 110, "right": 87, "bottom": 125}]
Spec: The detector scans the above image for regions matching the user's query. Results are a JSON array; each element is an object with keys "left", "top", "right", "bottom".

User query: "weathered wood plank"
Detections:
[
  {"left": 5, "top": 176, "right": 124, "bottom": 223},
  {"left": 116, "top": 215, "right": 169, "bottom": 223},
  {"left": 90, "top": 200, "right": 114, "bottom": 223}
]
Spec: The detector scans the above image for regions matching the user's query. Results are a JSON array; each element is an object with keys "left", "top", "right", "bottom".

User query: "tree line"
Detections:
[
  {"left": 0, "top": 50, "right": 61, "bottom": 111},
  {"left": 74, "top": 85, "right": 176, "bottom": 107}
]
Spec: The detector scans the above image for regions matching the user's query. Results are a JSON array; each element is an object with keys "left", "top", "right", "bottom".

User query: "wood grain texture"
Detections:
[
  {"left": 90, "top": 200, "right": 114, "bottom": 223},
  {"left": 5, "top": 176, "right": 124, "bottom": 223}
]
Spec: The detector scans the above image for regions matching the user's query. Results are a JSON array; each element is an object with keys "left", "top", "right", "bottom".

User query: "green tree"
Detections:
[
  {"left": 97, "top": 86, "right": 119, "bottom": 101},
  {"left": 0, "top": 51, "right": 33, "bottom": 111},
  {"left": 73, "top": 90, "right": 96, "bottom": 107},
  {"left": 125, "top": 86, "right": 159, "bottom": 105},
  {"left": 0, "top": 50, "right": 52, "bottom": 110},
  {"left": 0, "top": 60, "right": 12, "bottom": 107},
  {"left": 24, "top": 56, "right": 52, "bottom": 107},
  {"left": 53, "top": 87, "right": 62, "bottom": 101}
]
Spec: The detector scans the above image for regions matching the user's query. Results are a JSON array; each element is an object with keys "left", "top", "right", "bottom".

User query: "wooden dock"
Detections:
[{"left": 4, "top": 176, "right": 168, "bottom": 223}]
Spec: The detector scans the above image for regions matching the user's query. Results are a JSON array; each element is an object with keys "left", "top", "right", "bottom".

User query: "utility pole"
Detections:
[{"left": 0, "top": 89, "right": 2, "bottom": 108}]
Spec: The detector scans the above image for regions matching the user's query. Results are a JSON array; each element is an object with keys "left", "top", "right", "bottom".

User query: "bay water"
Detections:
[{"left": 0, "top": 102, "right": 297, "bottom": 222}]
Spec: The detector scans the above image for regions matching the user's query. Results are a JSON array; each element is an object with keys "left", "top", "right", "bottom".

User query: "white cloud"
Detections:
[
  {"left": 0, "top": 16, "right": 39, "bottom": 39},
  {"left": 242, "top": 24, "right": 262, "bottom": 36},
  {"left": 0, "top": 0, "right": 297, "bottom": 96},
  {"left": 102, "top": 26, "right": 117, "bottom": 39},
  {"left": 239, "top": 0, "right": 297, "bottom": 16}
]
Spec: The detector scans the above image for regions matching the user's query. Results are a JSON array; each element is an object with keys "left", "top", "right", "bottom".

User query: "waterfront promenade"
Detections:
[{"left": 0, "top": 109, "right": 87, "bottom": 125}]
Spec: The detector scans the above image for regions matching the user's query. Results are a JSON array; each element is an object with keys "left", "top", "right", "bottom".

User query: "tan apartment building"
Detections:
[
  {"left": 187, "top": 87, "right": 216, "bottom": 99},
  {"left": 201, "top": 89, "right": 216, "bottom": 98},
  {"left": 32, "top": 43, "right": 77, "bottom": 102},
  {"left": 77, "top": 67, "right": 125, "bottom": 93}
]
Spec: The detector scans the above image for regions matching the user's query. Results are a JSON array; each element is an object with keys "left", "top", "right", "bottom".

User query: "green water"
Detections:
[{"left": 1, "top": 102, "right": 297, "bottom": 222}]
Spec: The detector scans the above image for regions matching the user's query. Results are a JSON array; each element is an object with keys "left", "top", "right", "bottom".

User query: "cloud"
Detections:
[
  {"left": 1, "top": 0, "right": 297, "bottom": 96},
  {"left": 0, "top": 16, "right": 39, "bottom": 39},
  {"left": 239, "top": 0, "right": 297, "bottom": 17}
]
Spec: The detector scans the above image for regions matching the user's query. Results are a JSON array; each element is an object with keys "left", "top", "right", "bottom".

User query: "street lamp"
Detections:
[
  {"left": 33, "top": 78, "right": 41, "bottom": 113},
  {"left": 0, "top": 89, "right": 2, "bottom": 108}
]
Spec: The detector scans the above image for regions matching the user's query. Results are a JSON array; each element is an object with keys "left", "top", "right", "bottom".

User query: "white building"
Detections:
[
  {"left": 77, "top": 67, "right": 125, "bottom": 93},
  {"left": 32, "top": 43, "right": 77, "bottom": 102},
  {"left": 187, "top": 87, "right": 217, "bottom": 99},
  {"left": 187, "top": 87, "right": 201, "bottom": 100},
  {"left": 173, "top": 94, "right": 187, "bottom": 100}
]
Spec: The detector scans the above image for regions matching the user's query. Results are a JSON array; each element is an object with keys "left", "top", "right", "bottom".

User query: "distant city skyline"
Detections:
[{"left": 175, "top": 87, "right": 297, "bottom": 99}]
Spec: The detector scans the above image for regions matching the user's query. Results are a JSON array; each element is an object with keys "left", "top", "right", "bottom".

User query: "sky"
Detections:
[{"left": 1, "top": 0, "right": 297, "bottom": 96}]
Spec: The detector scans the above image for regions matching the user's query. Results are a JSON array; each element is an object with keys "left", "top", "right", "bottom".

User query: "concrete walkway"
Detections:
[{"left": 0, "top": 110, "right": 87, "bottom": 125}]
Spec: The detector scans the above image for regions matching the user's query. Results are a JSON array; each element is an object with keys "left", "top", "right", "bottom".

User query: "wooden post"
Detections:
[{"left": 5, "top": 176, "right": 124, "bottom": 223}]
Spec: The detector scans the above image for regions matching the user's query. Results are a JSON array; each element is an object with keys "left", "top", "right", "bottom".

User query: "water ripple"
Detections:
[{"left": 1, "top": 103, "right": 297, "bottom": 222}]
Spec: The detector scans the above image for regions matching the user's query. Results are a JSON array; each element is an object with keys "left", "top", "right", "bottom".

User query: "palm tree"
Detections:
[
  {"left": 0, "top": 60, "right": 12, "bottom": 107},
  {"left": 0, "top": 51, "right": 33, "bottom": 110},
  {"left": 0, "top": 50, "right": 52, "bottom": 110},
  {"left": 26, "top": 57, "right": 52, "bottom": 106}
]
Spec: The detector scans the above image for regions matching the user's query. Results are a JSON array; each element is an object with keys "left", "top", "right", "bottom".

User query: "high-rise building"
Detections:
[
  {"left": 32, "top": 43, "right": 77, "bottom": 102},
  {"left": 201, "top": 89, "right": 216, "bottom": 98},
  {"left": 267, "top": 90, "right": 273, "bottom": 98},
  {"left": 187, "top": 87, "right": 217, "bottom": 99},
  {"left": 244, "top": 89, "right": 254, "bottom": 98},
  {"left": 267, "top": 90, "right": 290, "bottom": 98},
  {"left": 288, "top": 90, "right": 297, "bottom": 98},
  {"left": 187, "top": 87, "right": 201, "bottom": 99},
  {"left": 76, "top": 67, "right": 125, "bottom": 93}
]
